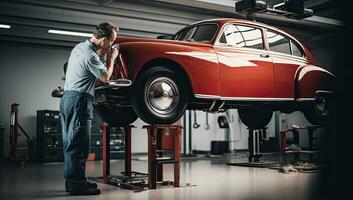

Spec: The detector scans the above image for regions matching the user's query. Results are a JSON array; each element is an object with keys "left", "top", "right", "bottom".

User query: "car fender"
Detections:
[
  {"left": 295, "top": 64, "right": 335, "bottom": 100},
  {"left": 119, "top": 41, "right": 220, "bottom": 96}
]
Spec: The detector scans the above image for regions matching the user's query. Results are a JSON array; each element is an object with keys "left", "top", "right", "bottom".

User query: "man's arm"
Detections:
[{"left": 99, "top": 48, "right": 119, "bottom": 83}]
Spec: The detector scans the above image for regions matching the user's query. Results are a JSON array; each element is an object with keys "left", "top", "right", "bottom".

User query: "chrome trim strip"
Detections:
[
  {"left": 316, "top": 90, "right": 334, "bottom": 94},
  {"left": 220, "top": 97, "right": 294, "bottom": 101},
  {"left": 195, "top": 94, "right": 294, "bottom": 101},
  {"left": 195, "top": 94, "right": 220, "bottom": 99},
  {"left": 297, "top": 98, "right": 316, "bottom": 101}
]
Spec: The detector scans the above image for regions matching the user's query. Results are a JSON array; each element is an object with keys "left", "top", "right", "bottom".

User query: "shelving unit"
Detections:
[{"left": 36, "top": 110, "right": 125, "bottom": 162}]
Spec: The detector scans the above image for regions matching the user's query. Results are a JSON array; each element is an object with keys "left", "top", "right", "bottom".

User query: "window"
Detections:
[
  {"left": 174, "top": 24, "right": 218, "bottom": 42},
  {"left": 267, "top": 31, "right": 291, "bottom": 55},
  {"left": 291, "top": 41, "right": 304, "bottom": 57},
  {"left": 219, "top": 24, "right": 263, "bottom": 50}
]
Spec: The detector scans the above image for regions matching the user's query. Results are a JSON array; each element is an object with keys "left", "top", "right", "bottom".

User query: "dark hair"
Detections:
[{"left": 93, "top": 22, "right": 118, "bottom": 39}]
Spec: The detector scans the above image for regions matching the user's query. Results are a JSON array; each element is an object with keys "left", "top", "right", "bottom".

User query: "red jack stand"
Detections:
[
  {"left": 89, "top": 123, "right": 148, "bottom": 191},
  {"left": 90, "top": 123, "right": 182, "bottom": 191},
  {"left": 9, "top": 103, "right": 34, "bottom": 163},
  {"left": 280, "top": 125, "right": 320, "bottom": 163},
  {"left": 143, "top": 124, "right": 182, "bottom": 189},
  {"left": 102, "top": 123, "right": 135, "bottom": 179}
]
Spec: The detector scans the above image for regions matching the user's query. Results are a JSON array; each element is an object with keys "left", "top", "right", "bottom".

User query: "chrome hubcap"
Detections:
[{"left": 145, "top": 77, "right": 179, "bottom": 115}]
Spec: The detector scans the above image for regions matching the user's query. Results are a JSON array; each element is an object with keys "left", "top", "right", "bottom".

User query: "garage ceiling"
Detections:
[{"left": 0, "top": 0, "right": 343, "bottom": 48}]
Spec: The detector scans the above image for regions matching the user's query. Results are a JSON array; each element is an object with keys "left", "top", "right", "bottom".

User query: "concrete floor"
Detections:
[{"left": 0, "top": 154, "right": 319, "bottom": 200}]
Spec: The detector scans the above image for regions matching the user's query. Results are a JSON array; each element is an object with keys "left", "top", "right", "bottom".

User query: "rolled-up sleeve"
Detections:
[{"left": 86, "top": 55, "right": 107, "bottom": 79}]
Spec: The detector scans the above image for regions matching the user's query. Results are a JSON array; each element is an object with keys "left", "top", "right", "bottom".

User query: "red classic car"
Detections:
[{"left": 94, "top": 18, "right": 335, "bottom": 128}]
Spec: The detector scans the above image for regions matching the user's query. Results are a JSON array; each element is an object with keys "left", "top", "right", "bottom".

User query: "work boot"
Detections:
[
  {"left": 65, "top": 181, "right": 98, "bottom": 193},
  {"left": 69, "top": 182, "right": 101, "bottom": 195}
]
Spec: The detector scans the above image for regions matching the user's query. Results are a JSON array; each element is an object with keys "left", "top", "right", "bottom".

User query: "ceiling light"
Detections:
[
  {"left": 0, "top": 24, "right": 11, "bottom": 29},
  {"left": 48, "top": 29, "right": 92, "bottom": 37}
]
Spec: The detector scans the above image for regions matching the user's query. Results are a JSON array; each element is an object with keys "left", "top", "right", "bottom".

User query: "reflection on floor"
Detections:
[{"left": 0, "top": 153, "right": 319, "bottom": 200}]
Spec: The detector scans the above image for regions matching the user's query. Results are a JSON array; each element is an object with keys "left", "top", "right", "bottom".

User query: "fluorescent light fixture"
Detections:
[
  {"left": 48, "top": 29, "right": 92, "bottom": 37},
  {"left": 0, "top": 24, "right": 11, "bottom": 29}
]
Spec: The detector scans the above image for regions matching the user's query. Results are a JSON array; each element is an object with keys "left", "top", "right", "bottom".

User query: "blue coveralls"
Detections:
[{"left": 60, "top": 40, "right": 107, "bottom": 184}]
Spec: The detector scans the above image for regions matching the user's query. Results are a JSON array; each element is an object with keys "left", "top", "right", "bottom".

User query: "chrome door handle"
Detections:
[{"left": 260, "top": 54, "right": 270, "bottom": 58}]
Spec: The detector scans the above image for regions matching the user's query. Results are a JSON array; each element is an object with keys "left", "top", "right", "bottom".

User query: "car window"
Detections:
[
  {"left": 291, "top": 41, "right": 304, "bottom": 57},
  {"left": 183, "top": 27, "right": 197, "bottom": 41},
  {"left": 219, "top": 24, "right": 263, "bottom": 50},
  {"left": 267, "top": 31, "right": 291, "bottom": 55},
  {"left": 174, "top": 24, "right": 218, "bottom": 42},
  {"left": 220, "top": 24, "right": 245, "bottom": 46}
]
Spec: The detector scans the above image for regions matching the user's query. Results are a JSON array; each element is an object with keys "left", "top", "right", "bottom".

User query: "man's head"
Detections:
[{"left": 92, "top": 22, "right": 118, "bottom": 50}]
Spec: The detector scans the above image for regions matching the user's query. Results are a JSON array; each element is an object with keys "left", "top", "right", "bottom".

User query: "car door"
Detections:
[
  {"left": 265, "top": 30, "right": 308, "bottom": 100},
  {"left": 214, "top": 23, "right": 275, "bottom": 100}
]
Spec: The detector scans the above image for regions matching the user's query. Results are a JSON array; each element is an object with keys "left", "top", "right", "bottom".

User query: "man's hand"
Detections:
[
  {"left": 99, "top": 47, "right": 119, "bottom": 83},
  {"left": 108, "top": 48, "right": 119, "bottom": 63}
]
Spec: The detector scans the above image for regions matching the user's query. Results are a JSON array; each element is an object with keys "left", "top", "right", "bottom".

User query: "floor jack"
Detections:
[{"left": 9, "top": 103, "right": 34, "bottom": 165}]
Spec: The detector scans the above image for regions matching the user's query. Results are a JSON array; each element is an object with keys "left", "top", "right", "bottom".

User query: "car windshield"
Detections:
[{"left": 173, "top": 24, "right": 218, "bottom": 42}]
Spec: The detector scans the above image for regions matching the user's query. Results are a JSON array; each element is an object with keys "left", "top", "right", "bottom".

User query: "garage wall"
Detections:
[
  {"left": 0, "top": 0, "right": 232, "bottom": 156},
  {"left": 190, "top": 110, "right": 278, "bottom": 152},
  {"left": 0, "top": 0, "right": 339, "bottom": 157},
  {"left": 0, "top": 43, "right": 69, "bottom": 156}
]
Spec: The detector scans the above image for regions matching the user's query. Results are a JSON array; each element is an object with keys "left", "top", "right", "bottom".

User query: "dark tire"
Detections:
[
  {"left": 94, "top": 105, "right": 138, "bottom": 126},
  {"left": 303, "top": 95, "right": 332, "bottom": 126},
  {"left": 238, "top": 108, "right": 273, "bottom": 129},
  {"left": 131, "top": 66, "right": 189, "bottom": 124}
]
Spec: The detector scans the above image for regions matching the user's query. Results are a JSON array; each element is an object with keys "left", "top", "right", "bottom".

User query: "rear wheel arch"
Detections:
[
  {"left": 294, "top": 66, "right": 335, "bottom": 126},
  {"left": 294, "top": 65, "right": 335, "bottom": 99}
]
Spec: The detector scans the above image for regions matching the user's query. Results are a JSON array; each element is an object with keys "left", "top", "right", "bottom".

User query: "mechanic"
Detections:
[{"left": 60, "top": 22, "right": 118, "bottom": 195}]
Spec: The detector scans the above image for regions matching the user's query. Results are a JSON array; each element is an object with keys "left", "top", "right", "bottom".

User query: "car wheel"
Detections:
[
  {"left": 131, "top": 66, "right": 189, "bottom": 124},
  {"left": 238, "top": 108, "right": 273, "bottom": 129},
  {"left": 303, "top": 95, "right": 331, "bottom": 126},
  {"left": 94, "top": 105, "right": 138, "bottom": 126}
]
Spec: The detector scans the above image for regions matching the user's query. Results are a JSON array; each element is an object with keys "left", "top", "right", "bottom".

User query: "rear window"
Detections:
[
  {"left": 267, "top": 31, "right": 291, "bottom": 55},
  {"left": 291, "top": 41, "right": 304, "bottom": 57},
  {"left": 267, "top": 30, "right": 304, "bottom": 57}
]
